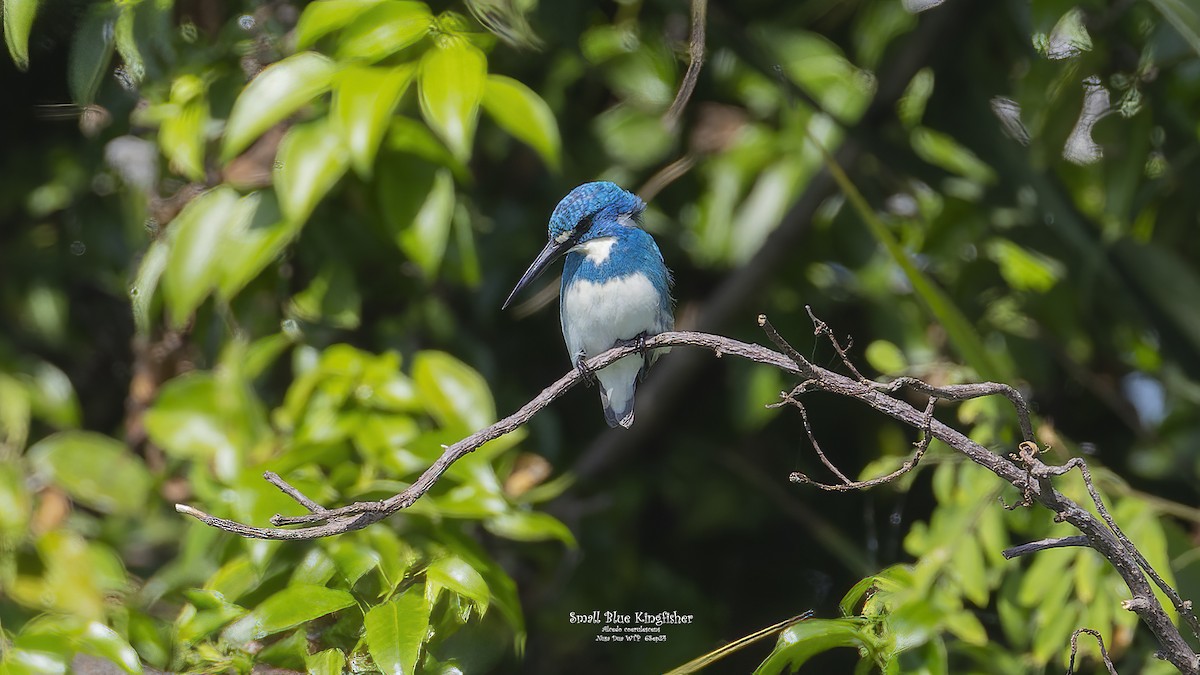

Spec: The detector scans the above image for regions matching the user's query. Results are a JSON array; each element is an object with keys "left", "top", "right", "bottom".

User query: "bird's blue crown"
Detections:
[{"left": 548, "top": 181, "right": 645, "bottom": 243}]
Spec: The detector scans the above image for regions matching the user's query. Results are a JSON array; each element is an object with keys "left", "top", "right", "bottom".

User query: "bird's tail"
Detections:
[
  {"left": 599, "top": 388, "right": 635, "bottom": 428},
  {"left": 596, "top": 356, "right": 640, "bottom": 429}
]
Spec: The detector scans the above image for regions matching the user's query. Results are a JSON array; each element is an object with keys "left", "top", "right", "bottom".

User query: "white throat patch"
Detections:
[{"left": 571, "top": 236, "right": 617, "bottom": 264}]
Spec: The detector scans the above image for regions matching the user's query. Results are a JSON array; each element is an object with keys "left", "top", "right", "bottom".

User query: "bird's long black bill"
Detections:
[{"left": 502, "top": 239, "right": 570, "bottom": 309}]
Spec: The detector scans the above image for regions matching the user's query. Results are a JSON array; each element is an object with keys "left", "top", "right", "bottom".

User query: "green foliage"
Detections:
[{"left": 2, "top": 0, "right": 1199, "bottom": 673}]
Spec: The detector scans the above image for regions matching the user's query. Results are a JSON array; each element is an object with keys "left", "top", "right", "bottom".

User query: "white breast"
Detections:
[{"left": 561, "top": 272, "right": 661, "bottom": 360}]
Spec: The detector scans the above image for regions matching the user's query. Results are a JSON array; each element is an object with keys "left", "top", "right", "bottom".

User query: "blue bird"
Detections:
[{"left": 502, "top": 182, "right": 674, "bottom": 428}]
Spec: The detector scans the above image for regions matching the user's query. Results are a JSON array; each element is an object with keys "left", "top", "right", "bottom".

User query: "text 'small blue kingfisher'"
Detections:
[{"left": 502, "top": 182, "right": 674, "bottom": 428}]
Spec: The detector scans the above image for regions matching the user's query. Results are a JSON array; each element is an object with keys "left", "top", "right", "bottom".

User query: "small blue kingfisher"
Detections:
[{"left": 503, "top": 182, "right": 674, "bottom": 428}]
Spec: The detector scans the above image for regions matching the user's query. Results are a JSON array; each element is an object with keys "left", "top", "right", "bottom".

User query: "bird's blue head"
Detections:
[
  {"left": 503, "top": 182, "right": 645, "bottom": 309},
  {"left": 547, "top": 181, "right": 644, "bottom": 244}
]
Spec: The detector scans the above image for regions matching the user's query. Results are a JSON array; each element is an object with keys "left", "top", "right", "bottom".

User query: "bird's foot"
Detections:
[
  {"left": 617, "top": 332, "right": 649, "bottom": 354},
  {"left": 574, "top": 354, "right": 597, "bottom": 387}
]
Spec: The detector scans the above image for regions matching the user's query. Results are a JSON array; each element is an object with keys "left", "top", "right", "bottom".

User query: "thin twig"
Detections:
[
  {"left": 805, "top": 305, "right": 868, "bottom": 382},
  {"left": 789, "top": 396, "right": 937, "bottom": 492},
  {"left": 793, "top": 399, "right": 853, "bottom": 485},
  {"left": 663, "top": 0, "right": 707, "bottom": 130},
  {"left": 879, "top": 377, "right": 1035, "bottom": 442},
  {"left": 1066, "top": 628, "right": 1119, "bottom": 675},
  {"left": 1002, "top": 536, "right": 1090, "bottom": 560},
  {"left": 264, "top": 471, "right": 325, "bottom": 513}
]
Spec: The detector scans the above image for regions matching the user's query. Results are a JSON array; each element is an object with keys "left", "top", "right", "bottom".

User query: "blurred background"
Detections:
[{"left": 1, "top": 0, "right": 1198, "bottom": 672}]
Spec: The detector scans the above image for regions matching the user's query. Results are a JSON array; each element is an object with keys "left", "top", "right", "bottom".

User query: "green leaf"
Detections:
[
  {"left": 425, "top": 555, "right": 489, "bottom": 615},
  {"left": 909, "top": 127, "right": 995, "bottom": 185},
  {"left": 897, "top": 68, "right": 933, "bottom": 129},
  {"left": 24, "top": 360, "right": 80, "bottom": 429},
  {"left": 131, "top": 238, "right": 169, "bottom": 334},
  {"left": 398, "top": 167, "right": 455, "bottom": 279},
  {"left": 71, "top": 622, "right": 143, "bottom": 675},
  {"left": 1147, "top": 0, "right": 1200, "bottom": 57},
  {"left": 221, "top": 585, "right": 355, "bottom": 645},
  {"left": 162, "top": 187, "right": 256, "bottom": 327},
  {"left": 986, "top": 240, "right": 1064, "bottom": 293},
  {"left": 113, "top": 5, "right": 143, "bottom": 86},
  {"left": 412, "top": 350, "right": 494, "bottom": 432},
  {"left": 865, "top": 340, "right": 907, "bottom": 375},
  {"left": 2, "top": 0, "right": 39, "bottom": 70},
  {"left": 143, "top": 372, "right": 268, "bottom": 481},
  {"left": 485, "top": 511, "right": 577, "bottom": 547},
  {"left": 481, "top": 75, "right": 561, "bottom": 169},
  {"left": 0, "top": 373, "right": 30, "bottom": 450},
  {"left": 306, "top": 649, "right": 347, "bottom": 675},
  {"left": 754, "top": 619, "right": 871, "bottom": 674},
  {"left": 274, "top": 117, "right": 351, "bottom": 223},
  {"left": 289, "top": 263, "right": 362, "bottom": 329},
  {"left": 335, "top": 1, "right": 434, "bottom": 63},
  {"left": 160, "top": 76, "right": 210, "bottom": 181},
  {"left": 214, "top": 192, "right": 302, "bottom": 301},
  {"left": 418, "top": 37, "right": 486, "bottom": 161},
  {"left": 67, "top": 4, "right": 117, "bottom": 105},
  {"left": 364, "top": 588, "right": 433, "bottom": 675},
  {"left": 295, "top": 0, "right": 383, "bottom": 49},
  {"left": 375, "top": 155, "right": 456, "bottom": 271},
  {"left": 221, "top": 52, "right": 336, "bottom": 161},
  {"left": 28, "top": 432, "right": 151, "bottom": 515},
  {"left": 335, "top": 64, "right": 416, "bottom": 176},
  {"left": 0, "top": 462, "right": 31, "bottom": 541}
]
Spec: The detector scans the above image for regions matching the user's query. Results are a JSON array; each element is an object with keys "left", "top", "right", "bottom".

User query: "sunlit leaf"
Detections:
[
  {"left": 221, "top": 51, "right": 336, "bottom": 161},
  {"left": 334, "top": 64, "right": 416, "bottom": 176},
  {"left": 986, "top": 240, "right": 1064, "bottom": 293},
  {"left": 306, "top": 649, "right": 347, "bottom": 675},
  {"left": 274, "top": 117, "right": 351, "bottom": 223},
  {"left": 295, "top": 0, "right": 383, "bottom": 49},
  {"left": 28, "top": 432, "right": 151, "bottom": 515},
  {"left": 425, "top": 555, "right": 489, "bottom": 615},
  {"left": 221, "top": 585, "right": 355, "bottom": 644},
  {"left": 754, "top": 618, "right": 872, "bottom": 674},
  {"left": 398, "top": 168, "right": 455, "bottom": 279},
  {"left": 365, "top": 588, "right": 432, "bottom": 675},
  {"left": 3, "top": 0, "right": 40, "bottom": 70},
  {"left": 418, "top": 37, "right": 486, "bottom": 161},
  {"left": 214, "top": 192, "right": 303, "bottom": 301},
  {"left": 143, "top": 372, "right": 269, "bottom": 481},
  {"left": 0, "top": 463, "right": 31, "bottom": 541},
  {"left": 71, "top": 622, "right": 143, "bottom": 675},
  {"left": 865, "top": 340, "right": 908, "bottom": 375},
  {"left": 336, "top": 1, "right": 434, "bottom": 62},
  {"left": 162, "top": 186, "right": 256, "bottom": 326},
  {"left": 485, "top": 511, "right": 576, "bottom": 546},
  {"left": 160, "top": 76, "right": 210, "bottom": 181},
  {"left": 481, "top": 74, "right": 561, "bottom": 168},
  {"left": 412, "top": 350, "right": 494, "bottom": 432}
]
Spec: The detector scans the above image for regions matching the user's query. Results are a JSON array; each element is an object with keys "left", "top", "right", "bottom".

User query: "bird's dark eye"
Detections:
[{"left": 573, "top": 213, "right": 596, "bottom": 240}]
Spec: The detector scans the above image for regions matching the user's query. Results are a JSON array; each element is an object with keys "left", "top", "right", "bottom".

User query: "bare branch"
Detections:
[
  {"left": 1031, "top": 456, "right": 1200, "bottom": 642},
  {"left": 879, "top": 377, "right": 1035, "bottom": 442},
  {"left": 1002, "top": 536, "right": 1089, "bottom": 560},
  {"left": 1067, "top": 628, "right": 1119, "bottom": 675},
  {"left": 174, "top": 316, "right": 1199, "bottom": 674},
  {"left": 663, "top": 0, "right": 708, "bottom": 130}
]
